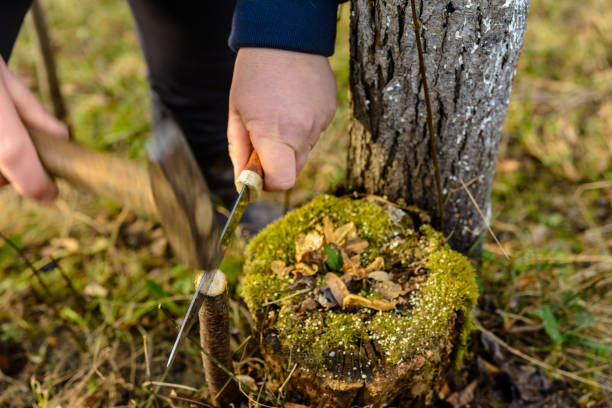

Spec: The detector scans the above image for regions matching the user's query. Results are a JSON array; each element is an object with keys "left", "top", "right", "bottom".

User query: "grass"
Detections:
[{"left": 0, "top": 0, "right": 610, "bottom": 406}]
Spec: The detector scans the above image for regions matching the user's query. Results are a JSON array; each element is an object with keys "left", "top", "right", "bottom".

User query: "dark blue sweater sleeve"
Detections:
[
  {"left": 1, "top": 1, "right": 33, "bottom": 61},
  {"left": 229, "top": 0, "right": 343, "bottom": 57}
]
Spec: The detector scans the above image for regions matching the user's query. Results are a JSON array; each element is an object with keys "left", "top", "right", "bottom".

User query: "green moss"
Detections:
[
  {"left": 277, "top": 308, "right": 368, "bottom": 368},
  {"left": 241, "top": 195, "right": 399, "bottom": 310},
  {"left": 241, "top": 195, "right": 478, "bottom": 368}
]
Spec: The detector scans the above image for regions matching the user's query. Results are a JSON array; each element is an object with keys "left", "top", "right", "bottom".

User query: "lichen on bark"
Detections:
[{"left": 347, "top": 0, "right": 531, "bottom": 253}]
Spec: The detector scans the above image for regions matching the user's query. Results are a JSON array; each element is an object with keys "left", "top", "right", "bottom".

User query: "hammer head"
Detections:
[{"left": 147, "top": 105, "right": 222, "bottom": 271}]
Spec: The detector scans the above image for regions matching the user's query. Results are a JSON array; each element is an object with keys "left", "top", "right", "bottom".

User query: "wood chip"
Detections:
[
  {"left": 271, "top": 260, "right": 287, "bottom": 279},
  {"left": 373, "top": 280, "right": 402, "bottom": 300},
  {"left": 365, "top": 256, "right": 384, "bottom": 273},
  {"left": 342, "top": 262, "right": 367, "bottom": 280},
  {"left": 345, "top": 238, "right": 368, "bottom": 254},
  {"left": 367, "top": 271, "right": 391, "bottom": 281},
  {"left": 292, "top": 262, "right": 319, "bottom": 277},
  {"left": 340, "top": 274, "right": 354, "bottom": 285},
  {"left": 342, "top": 294, "right": 397, "bottom": 311},
  {"left": 333, "top": 222, "right": 356, "bottom": 246},
  {"left": 317, "top": 289, "right": 337, "bottom": 308},
  {"left": 298, "top": 297, "right": 318, "bottom": 313},
  {"left": 323, "top": 217, "right": 335, "bottom": 244},
  {"left": 326, "top": 273, "right": 350, "bottom": 305},
  {"left": 235, "top": 374, "right": 257, "bottom": 393},
  {"left": 295, "top": 231, "right": 324, "bottom": 263},
  {"left": 446, "top": 379, "right": 478, "bottom": 408}
]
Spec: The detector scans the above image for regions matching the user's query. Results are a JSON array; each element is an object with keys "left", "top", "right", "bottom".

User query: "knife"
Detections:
[{"left": 166, "top": 150, "right": 264, "bottom": 369}]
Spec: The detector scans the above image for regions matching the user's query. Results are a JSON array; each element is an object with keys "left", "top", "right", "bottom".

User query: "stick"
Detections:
[
  {"left": 29, "top": 0, "right": 68, "bottom": 122},
  {"left": 195, "top": 270, "right": 241, "bottom": 407}
]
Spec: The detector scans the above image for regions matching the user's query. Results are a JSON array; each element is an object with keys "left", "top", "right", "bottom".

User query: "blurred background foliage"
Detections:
[{"left": 0, "top": 0, "right": 610, "bottom": 406}]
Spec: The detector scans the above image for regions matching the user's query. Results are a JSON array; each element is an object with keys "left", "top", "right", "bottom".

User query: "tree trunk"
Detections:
[{"left": 347, "top": 0, "right": 530, "bottom": 253}]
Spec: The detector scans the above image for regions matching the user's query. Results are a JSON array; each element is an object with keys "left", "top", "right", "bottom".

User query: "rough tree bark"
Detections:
[{"left": 347, "top": 0, "right": 531, "bottom": 253}]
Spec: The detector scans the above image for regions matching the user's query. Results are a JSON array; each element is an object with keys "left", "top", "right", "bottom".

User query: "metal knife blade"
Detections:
[{"left": 167, "top": 150, "right": 263, "bottom": 369}]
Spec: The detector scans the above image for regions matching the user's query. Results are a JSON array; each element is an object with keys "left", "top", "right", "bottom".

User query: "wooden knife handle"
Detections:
[
  {"left": 244, "top": 149, "right": 263, "bottom": 178},
  {"left": 236, "top": 149, "right": 264, "bottom": 202},
  {"left": 30, "top": 129, "right": 157, "bottom": 217}
]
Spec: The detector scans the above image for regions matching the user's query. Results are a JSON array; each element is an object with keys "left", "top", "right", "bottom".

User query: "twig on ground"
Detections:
[
  {"left": 278, "top": 363, "right": 298, "bottom": 395},
  {"left": 28, "top": 0, "right": 68, "bottom": 122},
  {"left": 460, "top": 179, "right": 509, "bottom": 259},
  {"left": 262, "top": 288, "right": 311, "bottom": 306},
  {"left": 142, "top": 381, "right": 199, "bottom": 393}
]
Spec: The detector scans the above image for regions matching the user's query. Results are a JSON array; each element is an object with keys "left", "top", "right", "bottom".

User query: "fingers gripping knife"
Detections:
[{"left": 166, "top": 151, "right": 263, "bottom": 369}]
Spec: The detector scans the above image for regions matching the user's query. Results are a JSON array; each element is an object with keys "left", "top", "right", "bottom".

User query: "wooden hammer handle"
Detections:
[{"left": 30, "top": 129, "right": 157, "bottom": 217}]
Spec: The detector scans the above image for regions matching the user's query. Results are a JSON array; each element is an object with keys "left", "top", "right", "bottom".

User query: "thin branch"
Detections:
[
  {"left": 262, "top": 288, "right": 311, "bottom": 306},
  {"left": 409, "top": 0, "right": 444, "bottom": 230},
  {"left": 159, "top": 307, "right": 269, "bottom": 400},
  {"left": 278, "top": 363, "right": 298, "bottom": 395},
  {"left": 29, "top": 0, "right": 68, "bottom": 122},
  {"left": 460, "top": 178, "right": 509, "bottom": 259}
]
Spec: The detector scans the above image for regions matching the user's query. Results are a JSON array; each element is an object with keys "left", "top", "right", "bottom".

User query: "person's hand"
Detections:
[
  {"left": 0, "top": 57, "right": 68, "bottom": 201},
  {"left": 228, "top": 48, "right": 337, "bottom": 191}
]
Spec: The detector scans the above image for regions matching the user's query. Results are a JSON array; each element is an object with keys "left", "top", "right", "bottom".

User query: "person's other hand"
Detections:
[
  {"left": 228, "top": 48, "right": 336, "bottom": 191},
  {"left": 0, "top": 57, "right": 69, "bottom": 201}
]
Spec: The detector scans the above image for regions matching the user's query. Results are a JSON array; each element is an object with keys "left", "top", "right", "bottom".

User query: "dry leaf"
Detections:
[
  {"left": 285, "top": 403, "right": 309, "bottom": 408},
  {"left": 342, "top": 294, "right": 397, "bottom": 311},
  {"left": 299, "top": 250, "right": 325, "bottom": 266},
  {"left": 345, "top": 238, "right": 368, "bottom": 254},
  {"left": 373, "top": 280, "right": 402, "bottom": 300},
  {"left": 340, "top": 249, "right": 352, "bottom": 265},
  {"left": 369, "top": 298, "right": 398, "bottom": 311},
  {"left": 340, "top": 274, "right": 353, "bottom": 286},
  {"left": 333, "top": 222, "right": 356, "bottom": 246},
  {"left": 271, "top": 260, "right": 287, "bottom": 279},
  {"left": 40, "top": 237, "right": 79, "bottom": 257},
  {"left": 149, "top": 236, "right": 168, "bottom": 257},
  {"left": 367, "top": 271, "right": 391, "bottom": 281},
  {"left": 342, "top": 262, "right": 367, "bottom": 280},
  {"left": 295, "top": 231, "right": 324, "bottom": 262},
  {"left": 83, "top": 283, "right": 108, "bottom": 297},
  {"left": 365, "top": 256, "right": 384, "bottom": 273},
  {"left": 317, "top": 289, "right": 338, "bottom": 308},
  {"left": 298, "top": 297, "right": 318, "bottom": 313},
  {"left": 236, "top": 374, "right": 257, "bottom": 393},
  {"left": 326, "top": 273, "right": 350, "bottom": 305},
  {"left": 323, "top": 217, "right": 335, "bottom": 244},
  {"left": 291, "top": 263, "right": 319, "bottom": 278},
  {"left": 446, "top": 379, "right": 478, "bottom": 408}
]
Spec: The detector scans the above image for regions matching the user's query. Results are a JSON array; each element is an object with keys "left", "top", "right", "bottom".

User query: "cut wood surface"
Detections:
[{"left": 241, "top": 195, "right": 478, "bottom": 407}]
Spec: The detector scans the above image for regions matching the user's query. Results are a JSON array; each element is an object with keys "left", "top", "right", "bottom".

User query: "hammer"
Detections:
[{"left": 29, "top": 116, "right": 221, "bottom": 271}]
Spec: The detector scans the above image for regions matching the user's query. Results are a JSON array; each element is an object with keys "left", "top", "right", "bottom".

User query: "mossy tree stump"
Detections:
[{"left": 242, "top": 195, "right": 477, "bottom": 407}]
